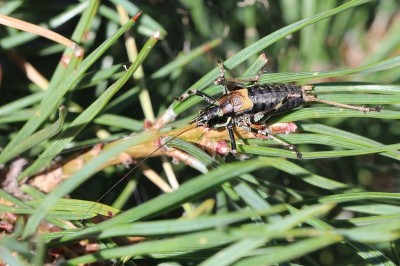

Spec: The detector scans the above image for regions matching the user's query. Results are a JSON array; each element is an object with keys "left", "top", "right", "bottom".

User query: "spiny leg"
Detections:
[
  {"left": 214, "top": 60, "right": 261, "bottom": 92},
  {"left": 237, "top": 123, "right": 303, "bottom": 159},
  {"left": 175, "top": 89, "right": 216, "bottom": 104},
  {"left": 214, "top": 60, "right": 230, "bottom": 94},
  {"left": 217, "top": 59, "right": 225, "bottom": 81},
  {"left": 302, "top": 86, "right": 382, "bottom": 113},
  {"left": 226, "top": 118, "right": 238, "bottom": 156},
  {"left": 264, "top": 132, "right": 302, "bottom": 159}
]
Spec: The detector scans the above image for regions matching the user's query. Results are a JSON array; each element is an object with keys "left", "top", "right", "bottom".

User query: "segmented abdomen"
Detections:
[{"left": 247, "top": 84, "right": 305, "bottom": 115}]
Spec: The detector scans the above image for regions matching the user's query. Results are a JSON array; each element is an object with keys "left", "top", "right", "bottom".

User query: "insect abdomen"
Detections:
[{"left": 247, "top": 84, "right": 305, "bottom": 115}]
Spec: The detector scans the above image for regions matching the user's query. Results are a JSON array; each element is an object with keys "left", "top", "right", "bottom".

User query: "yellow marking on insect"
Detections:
[
  {"left": 223, "top": 89, "right": 254, "bottom": 113},
  {"left": 237, "top": 89, "right": 254, "bottom": 112}
]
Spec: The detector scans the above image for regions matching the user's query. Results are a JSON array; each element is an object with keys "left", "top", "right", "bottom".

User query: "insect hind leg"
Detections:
[
  {"left": 214, "top": 60, "right": 261, "bottom": 93},
  {"left": 263, "top": 132, "right": 303, "bottom": 159},
  {"left": 237, "top": 123, "right": 303, "bottom": 159}
]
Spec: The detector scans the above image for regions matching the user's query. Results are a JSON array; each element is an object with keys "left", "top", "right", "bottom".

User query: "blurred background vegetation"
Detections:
[{"left": 1, "top": 0, "right": 400, "bottom": 265}]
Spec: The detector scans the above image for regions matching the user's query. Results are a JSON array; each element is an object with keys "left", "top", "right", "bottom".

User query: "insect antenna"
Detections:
[{"left": 81, "top": 124, "right": 196, "bottom": 222}]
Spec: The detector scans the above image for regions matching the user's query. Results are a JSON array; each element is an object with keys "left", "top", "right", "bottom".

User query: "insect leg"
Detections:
[
  {"left": 226, "top": 118, "right": 238, "bottom": 156},
  {"left": 302, "top": 86, "right": 382, "bottom": 113},
  {"left": 235, "top": 119, "right": 302, "bottom": 159},
  {"left": 176, "top": 89, "right": 216, "bottom": 104},
  {"left": 249, "top": 107, "right": 303, "bottom": 158},
  {"left": 214, "top": 60, "right": 260, "bottom": 92},
  {"left": 214, "top": 60, "right": 230, "bottom": 94},
  {"left": 260, "top": 131, "right": 303, "bottom": 159}
]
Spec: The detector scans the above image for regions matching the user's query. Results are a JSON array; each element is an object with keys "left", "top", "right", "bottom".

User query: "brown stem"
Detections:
[{"left": 28, "top": 122, "right": 295, "bottom": 193}]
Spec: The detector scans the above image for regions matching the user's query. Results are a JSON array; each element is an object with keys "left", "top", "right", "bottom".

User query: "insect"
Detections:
[
  {"left": 178, "top": 61, "right": 383, "bottom": 159},
  {"left": 26, "top": 60, "right": 383, "bottom": 208}
]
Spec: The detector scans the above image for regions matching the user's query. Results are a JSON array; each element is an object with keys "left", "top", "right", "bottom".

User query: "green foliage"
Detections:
[{"left": 0, "top": 0, "right": 400, "bottom": 265}]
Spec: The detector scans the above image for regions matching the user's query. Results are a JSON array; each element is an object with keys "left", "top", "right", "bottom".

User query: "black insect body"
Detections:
[
  {"left": 183, "top": 84, "right": 307, "bottom": 158},
  {"left": 179, "top": 63, "right": 382, "bottom": 159}
]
